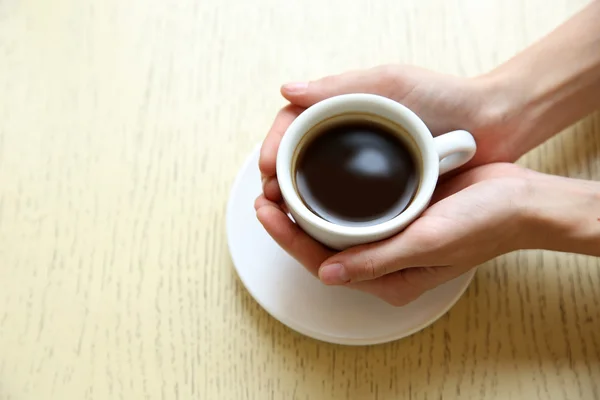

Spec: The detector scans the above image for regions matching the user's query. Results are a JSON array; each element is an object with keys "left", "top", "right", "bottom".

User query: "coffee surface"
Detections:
[{"left": 295, "top": 120, "right": 418, "bottom": 226}]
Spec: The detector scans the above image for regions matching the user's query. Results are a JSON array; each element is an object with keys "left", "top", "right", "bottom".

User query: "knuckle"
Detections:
[
  {"left": 345, "top": 244, "right": 402, "bottom": 282},
  {"left": 348, "top": 256, "right": 378, "bottom": 281},
  {"left": 353, "top": 250, "right": 387, "bottom": 281},
  {"left": 364, "top": 257, "right": 377, "bottom": 280},
  {"left": 318, "top": 74, "right": 338, "bottom": 89}
]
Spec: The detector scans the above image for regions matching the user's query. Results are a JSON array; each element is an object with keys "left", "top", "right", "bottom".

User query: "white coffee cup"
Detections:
[{"left": 276, "top": 93, "right": 476, "bottom": 250}]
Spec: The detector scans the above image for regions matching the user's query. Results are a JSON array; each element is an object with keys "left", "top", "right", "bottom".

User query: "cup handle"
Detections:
[{"left": 433, "top": 130, "right": 477, "bottom": 175}]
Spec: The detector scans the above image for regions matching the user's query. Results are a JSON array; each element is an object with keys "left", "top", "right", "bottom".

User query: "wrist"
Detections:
[
  {"left": 520, "top": 174, "right": 600, "bottom": 257},
  {"left": 471, "top": 71, "right": 533, "bottom": 162},
  {"left": 473, "top": 0, "right": 600, "bottom": 162},
  {"left": 479, "top": 64, "right": 600, "bottom": 159}
]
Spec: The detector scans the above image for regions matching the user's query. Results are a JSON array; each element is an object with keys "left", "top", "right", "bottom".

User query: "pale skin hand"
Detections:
[
  {"left": 481, "top": 0, "right": 600, "bottom": 156},
  {"left": 259, "top": 66, "right": 511, "bottom": 203},
  {"left": 256, "top": 165, "right": 600, "bottom": 306},
  {"left": 257, "top": 1, "right": 600, "bottom": 306},
  {"left": 260, "top": 1, "right": 600, "bottom": 202},
  {"left": 256, "top": 164, "right": 534, "bottom": 306}
]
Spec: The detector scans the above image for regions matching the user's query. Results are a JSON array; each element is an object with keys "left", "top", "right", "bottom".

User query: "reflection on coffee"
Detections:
[{"left": 294, "top": 116, "right": 418, "bottom": 227}]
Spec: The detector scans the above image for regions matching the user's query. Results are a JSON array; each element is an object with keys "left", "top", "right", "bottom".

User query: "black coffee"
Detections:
[{"left": 295, "top": 118, "right": 418, "bottom": 227}]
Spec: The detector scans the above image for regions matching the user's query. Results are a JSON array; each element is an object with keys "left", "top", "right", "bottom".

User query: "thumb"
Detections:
[
  {"left": 317, "top": 231, "right": 434, "bottom": 285},
  {"left": 281, "top": 66, "right": 400, "bottom": 108}
]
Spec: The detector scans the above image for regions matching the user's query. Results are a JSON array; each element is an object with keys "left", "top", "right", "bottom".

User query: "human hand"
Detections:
[
  {"left": 259, "top": 65, "right": 514, "bottom": 203},
  {"left": 256, "top": 163, "right": 536, "bottom": 306}
]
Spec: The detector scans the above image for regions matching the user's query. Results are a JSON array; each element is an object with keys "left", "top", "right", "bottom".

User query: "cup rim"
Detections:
[{"left": 276, "top": 93, "right": 440, "bottom": 238}]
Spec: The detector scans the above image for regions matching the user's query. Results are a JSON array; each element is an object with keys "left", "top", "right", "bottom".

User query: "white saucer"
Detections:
[{"left": 226, "top": 145, "right": 475, "bottom": 345}]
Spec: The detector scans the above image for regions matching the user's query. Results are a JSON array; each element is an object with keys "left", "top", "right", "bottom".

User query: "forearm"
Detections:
[
  {"left": 523, "top": 173, "right": 600, "bottom": 257},
  {"left": 483, "top": 0, "right": 600, "bottom": 160}
]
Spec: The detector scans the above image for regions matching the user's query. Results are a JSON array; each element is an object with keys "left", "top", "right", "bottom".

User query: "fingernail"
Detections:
[
  {"left": 319, "top": 263, "right": 350, "bottom": 285},
  {"left": 282, "top": 82, "right": 308, "bottom": 94}
]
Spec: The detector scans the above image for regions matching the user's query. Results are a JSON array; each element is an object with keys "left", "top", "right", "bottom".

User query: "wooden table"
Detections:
[{"left": 1, "top": 0, "right": 598, "bottom": 398}]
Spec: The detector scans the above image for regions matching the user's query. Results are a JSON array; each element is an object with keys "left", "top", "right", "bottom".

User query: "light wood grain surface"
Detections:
[{"left": 0, "top": 0, "right": 599, "bottom": 399}]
